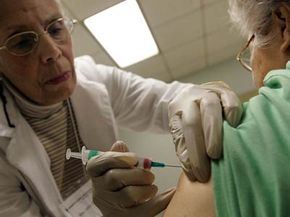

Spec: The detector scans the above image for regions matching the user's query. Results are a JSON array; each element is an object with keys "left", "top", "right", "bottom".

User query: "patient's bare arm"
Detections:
[{"left": 163, "top": 172, "right": 215, "bottom": 217}]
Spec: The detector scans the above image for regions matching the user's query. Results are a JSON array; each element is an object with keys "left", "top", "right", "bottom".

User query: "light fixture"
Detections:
[{"left": 84, "top": 0, "right": 159, "bottom": 68}]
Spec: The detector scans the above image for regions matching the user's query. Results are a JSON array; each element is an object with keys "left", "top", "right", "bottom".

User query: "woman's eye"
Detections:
[
  {"left": 49, "top": 27, "right": 64, "bottom": 36},
  {"left": 48, "top": 21, "right": 66, "bottom": 38},
  {"left": 10, "top": 37, "right": 35, "bottom": 50},
  {"left": 49, "top": 27, "right": 62, "bottom": 35}
]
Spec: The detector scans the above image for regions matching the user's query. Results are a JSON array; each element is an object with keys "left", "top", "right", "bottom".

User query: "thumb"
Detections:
[
  {"left": 139, "top": 187, "right": 176, "bottom": 216},
  {"left": 110, "top": 140, "right": 130, "bottom": 152}
]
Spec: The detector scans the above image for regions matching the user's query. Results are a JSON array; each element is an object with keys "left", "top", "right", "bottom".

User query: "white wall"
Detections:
[
  {"left": 118, "top": 58, "right": 256, "bottom": 216},
  {"left": 118, "top": 129, "right": 178, "bottom": 217},
  {"left": 179, "top": 58, "right": 255, "bottom": 94}
]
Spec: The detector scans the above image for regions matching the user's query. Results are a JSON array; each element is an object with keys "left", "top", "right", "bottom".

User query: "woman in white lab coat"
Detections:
[{"left": 0, "top": 0, "right": 242, "bottom": 216}]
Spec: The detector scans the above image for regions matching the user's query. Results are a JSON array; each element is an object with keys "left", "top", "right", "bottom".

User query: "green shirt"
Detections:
[{"left": 212, "top": 62, "right": 290, "bottom": 217}]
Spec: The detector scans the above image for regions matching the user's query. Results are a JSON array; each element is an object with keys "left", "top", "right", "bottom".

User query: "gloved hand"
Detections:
[
  {"left": 168, "top": 81, "right": 242, "bottom": 182},
  {"left": 86, "top": 141, "right": 175, "bottom": 217}
]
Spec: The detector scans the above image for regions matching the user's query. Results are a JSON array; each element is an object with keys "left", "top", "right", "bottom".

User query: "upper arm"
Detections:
[
  {"left": 75, "top": 55, "right": 189, "bottom": 132},
  {"left": 163, "top": 172, "right": 215, "bottom": 217}
]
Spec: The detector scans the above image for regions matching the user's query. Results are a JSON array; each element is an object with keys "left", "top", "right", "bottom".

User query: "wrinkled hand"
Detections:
[
  {"left": 86, "top": 141, "right": 175, "bottom": 217},
  {"left": 168, "top": 81, "right": 242, "bottom": 182}
]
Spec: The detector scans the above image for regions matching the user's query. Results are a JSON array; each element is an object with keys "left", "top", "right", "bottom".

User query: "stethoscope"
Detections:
[{"left": 0, "top": 80, "right": 15, "bottom": 128}]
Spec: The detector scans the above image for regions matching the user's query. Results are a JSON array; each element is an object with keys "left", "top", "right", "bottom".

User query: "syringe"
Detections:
[{"left": 66, "top": 146, "right": 181, "bottom": 169}]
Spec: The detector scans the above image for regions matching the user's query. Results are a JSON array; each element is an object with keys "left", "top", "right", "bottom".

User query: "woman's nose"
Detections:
[{"left": 38, "top": 33, "right": 62, "bottom": 63}]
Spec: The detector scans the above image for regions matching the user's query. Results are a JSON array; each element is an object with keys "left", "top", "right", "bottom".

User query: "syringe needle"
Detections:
[
  {"left": 164, "top": 164, "right": 182, "bottom": 168},
  {"left": 149, "top": 161, "right": 182, "bottom": 169}
]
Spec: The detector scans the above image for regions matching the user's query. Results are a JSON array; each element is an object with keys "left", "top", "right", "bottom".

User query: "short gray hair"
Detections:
[{"left": 228, "top": 0, "right": 290, "bottom": 46}]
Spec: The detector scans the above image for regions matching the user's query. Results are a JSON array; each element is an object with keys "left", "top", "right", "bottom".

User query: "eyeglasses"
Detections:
[
  {"left": 0, "top": 17, "right": 77, "bottom": 56},
  {"left": 236, "top": 34, "right": 255, "bottom": 72}
]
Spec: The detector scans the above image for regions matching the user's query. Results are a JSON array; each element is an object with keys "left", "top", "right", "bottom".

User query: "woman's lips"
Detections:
[{"left": 45, "top": 71, "right": 70, "bottom": 85}]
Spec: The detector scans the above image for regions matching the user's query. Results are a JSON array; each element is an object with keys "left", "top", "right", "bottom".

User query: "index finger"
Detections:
[
  {"left": 86, "top": 152, "right": 138, "bottom": 177},
  {"left": 200, "top": 92, "right": 223, "bottom": 159},
  {"left": 182, "top": 102, "right": 210, "bottom": 182}
]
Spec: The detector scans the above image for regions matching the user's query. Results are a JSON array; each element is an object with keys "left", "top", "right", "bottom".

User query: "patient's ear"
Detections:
[{"left": 274, "top": 4, "right": 290, "bottom": 54}]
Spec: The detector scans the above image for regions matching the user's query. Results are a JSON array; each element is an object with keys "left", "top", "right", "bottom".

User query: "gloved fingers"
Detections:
[
  {"left": 86, "top": 152, "right": 137, "bottom": 177},
  {"left": 200, "top": 92, "right": 223, "bottom": 159},
  {"left": 177, "top": 155, "right": 198, "bottom": 183},
  {"left": 110, "top": 140, "right": 130, "bottom": 152},
  {"left": 182, "top": 102, "right": 210, "bottom": 182},
  {"left": 92, "top": 168, "right": 155, "bottom": 191},
  {"left": 220, "top": 90, "right": 243, "bottom": 127},
  {"left": 169, "top": 113, "right": 184, "bottom": 153},
  {"left": 169, "top": 113, "right": 196, "bottom": 182},
  {"left": 128, "top": 187, "right": 176, "bottom": 216},
  {"left": 116, "top": 185, "right": 158, "bottom": 208},
  {"left": 202, "top": 81, "right": 242, "bottom": 127},
  {"left": 169, "top": 109, "right": 204, "bottom": 182}
]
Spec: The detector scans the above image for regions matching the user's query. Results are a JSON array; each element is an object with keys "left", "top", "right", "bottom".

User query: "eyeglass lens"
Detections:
[
  {"left": 5, "top": 18, "right": 72, "bottom": 55},
  {"left": 6, "top": 33, "right": 38, "bottom": 55},
  {"left": 241, "top": 46, "right": 251, "bottom": 70}
]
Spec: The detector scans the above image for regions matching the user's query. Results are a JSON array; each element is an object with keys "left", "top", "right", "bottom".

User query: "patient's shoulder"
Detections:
[{"left": 163, "top": 173, "right": 215, "bottom": 217}]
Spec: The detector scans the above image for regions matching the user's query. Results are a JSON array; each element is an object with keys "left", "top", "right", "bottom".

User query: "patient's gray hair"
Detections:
[{"left": 228, "top": 0, "right": 290, "bottom": 47}]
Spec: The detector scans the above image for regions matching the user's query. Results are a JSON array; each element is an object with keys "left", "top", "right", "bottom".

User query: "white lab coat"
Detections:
[{"left": 0, "top": 56, "right": 189, "bottom": 217}]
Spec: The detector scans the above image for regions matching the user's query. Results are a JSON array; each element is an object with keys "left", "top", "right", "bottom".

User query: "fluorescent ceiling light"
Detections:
[{"left": 84, "top": 0, "right": 159, "bottom": 68}]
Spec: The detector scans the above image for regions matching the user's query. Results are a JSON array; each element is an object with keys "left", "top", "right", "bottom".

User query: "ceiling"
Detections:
[{"left": 62, "top": 0, "right": 244, "bottom": 82}]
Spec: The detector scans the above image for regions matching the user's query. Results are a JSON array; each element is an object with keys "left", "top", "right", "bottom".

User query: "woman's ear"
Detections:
[{"left": 274, "top": 4, "right": 290, "bottom": 53}]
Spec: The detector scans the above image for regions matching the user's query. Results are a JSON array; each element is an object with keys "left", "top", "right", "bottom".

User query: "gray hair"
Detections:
[{"left": 228, "top": 0, "right": 290, "bottom": 47}]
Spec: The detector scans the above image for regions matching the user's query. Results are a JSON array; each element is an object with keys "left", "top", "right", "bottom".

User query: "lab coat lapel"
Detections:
[
  {"left": 70, "top": 77, "right": 118, "bottom": 151},
  {"left": 6, "top": 112, "right": 63, "bottom": 216}
]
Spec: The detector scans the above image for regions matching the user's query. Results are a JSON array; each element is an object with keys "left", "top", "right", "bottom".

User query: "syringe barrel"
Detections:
[
  {"left": 81, "top": 146, "right": 103, "bottom": 165},
  {"left": 79, "top": 147, "right": 153, "bottom": 169}
]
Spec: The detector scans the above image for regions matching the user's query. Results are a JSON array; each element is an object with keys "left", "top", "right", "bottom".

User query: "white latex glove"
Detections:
[
  {"left": 168, "top": 81, "right": 242, "bottom": 182},
  {"left": 86, "top": 141, "right": 175, "bottom": 217}
]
